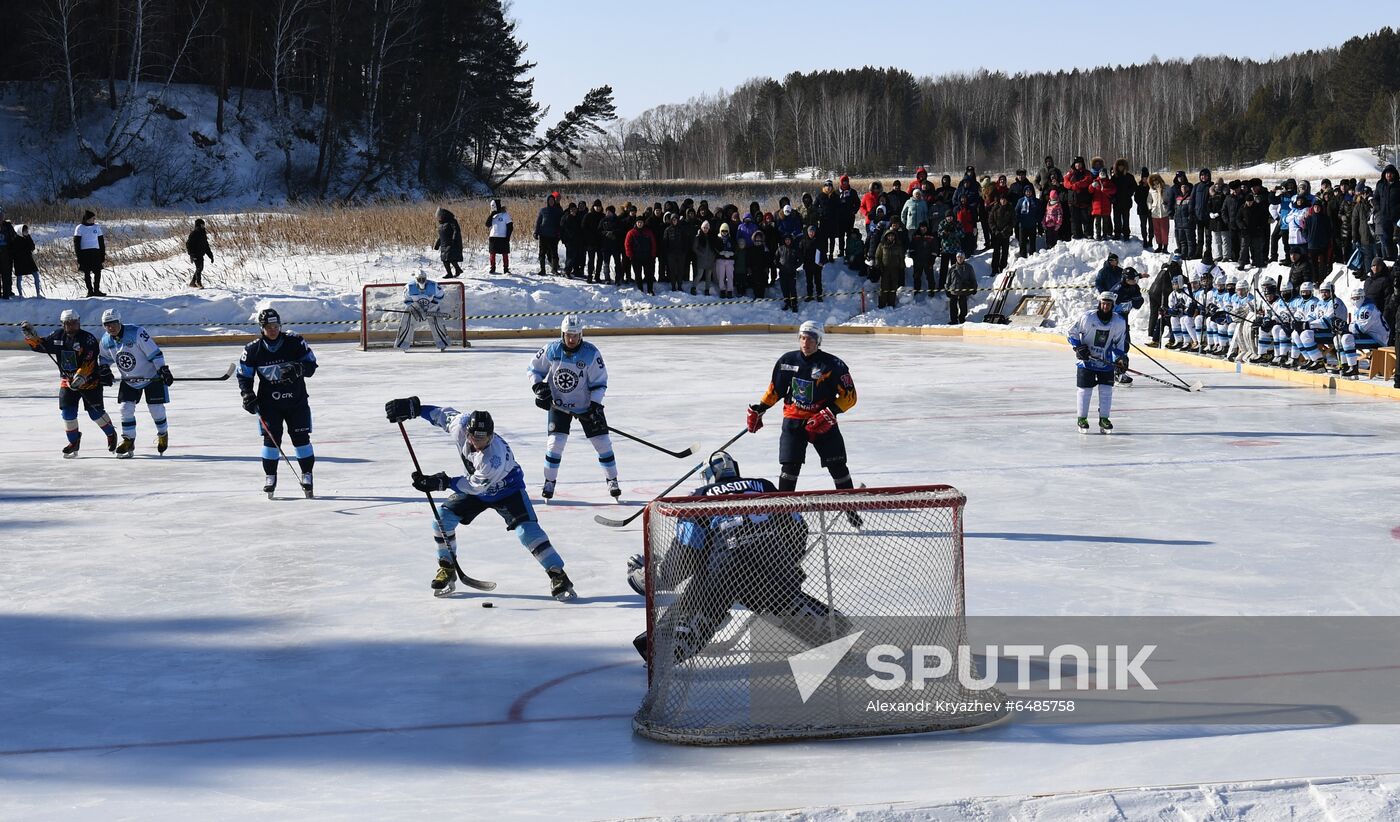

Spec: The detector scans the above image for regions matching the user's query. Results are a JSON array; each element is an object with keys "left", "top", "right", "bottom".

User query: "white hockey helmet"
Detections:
[
  {"left": 798, "top": 320, "right": 824, "bottom": 345},
  {"left": 1350, "top": 285, "right": 1366, "bottom": 301},
  {"left": 59, "top": 309, "right": 79, "bottom": 323},
  {"left": 1299, "top": 281, "right": 1314, "bottom": 295},
  {"left": 1096, "top": 290, "right": 1117, "bottom": 303},
  {"left": 1319, "top": 281, "right": 1333, "bottom": 295},
  {"left": 100, "top": 308, "right": 121, "bottom": 324},
  {"left": 1235, "top": 279, "right": 1250, "bottom": 293},
  {"left": 560, "top": 315, "right": 584, "bottom": 337},
  {"left": 414, "top": 269, "right": 428, "bottom": 282}
]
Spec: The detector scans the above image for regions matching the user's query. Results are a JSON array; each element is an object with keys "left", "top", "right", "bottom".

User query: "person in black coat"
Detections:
[
  {"left": 1375, "top": 164, "right": 1400, "bottom": 262},
  {"left": 582, "top": 200, "right": 604, "bottom": 283},
  {"left": 1146, "top": 258, "right": 1180, "bottom": 346},
  {"left": 1191, "top": 169, "right": 1213, "bottom": 260},
  {"left": 534, "top": 194, "right": 564, "bottom": 275},
  {"left": 0, "top": 217, "right": 14, "bottom": 299},
  {"left": 435, "top": 207, "right": 464, "bottom": 278},
  {"left": 1110, "top": 160, "right": 1137, "bottom": 241},
  {"left": 1134, "top": 168, "right": 1151, "bottom": 246},
  {"left": 185, "top": 218, "right": 214, "bottom": 288},
  {"left": 11, "top": 223, "right": 39, "bottom": 297}
]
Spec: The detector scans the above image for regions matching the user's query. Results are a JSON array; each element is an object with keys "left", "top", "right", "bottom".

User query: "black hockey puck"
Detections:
[{"left": 481, "top": 602, "right": 494, "bottom": 608}]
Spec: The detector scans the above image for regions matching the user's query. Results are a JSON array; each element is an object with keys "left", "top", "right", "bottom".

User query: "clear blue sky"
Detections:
[{"left": 509, "top": 0, "right": 1382, "bottom": 123}]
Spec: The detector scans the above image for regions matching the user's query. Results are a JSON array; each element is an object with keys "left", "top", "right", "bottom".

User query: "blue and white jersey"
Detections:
[
  {"left": 1067, "top": 309, "right": 1127, "bottom": 373},
  {"left": 1310, "top": 296, "right": 1346, "bottom": 333},
  {"left": 1167, "top": 290, "right": 1191, "bottom": 316},
  {"left": 1289, "top": 295, "right": 1315, "bottom": 325},
  {"left": 422, "top": 405, "right": 525, "bottom": 502},
  {"left": 99, "top": 324, "right": 165, "bottom": 385},
  {"left": 404, "top": 279, "right": 445, "bottom": 312},
  {"left": 1263, "top": 297, "right": 1293, "bottom": 328},
  {"left": 1351, "top": 299, "right": 1390, "bottom": 343},
  {"left": 527, "top": 339, "right": 608, "bottom": 414},
  {"left": 1190, "top": 287, "right": 1212, "bottom": 315}
]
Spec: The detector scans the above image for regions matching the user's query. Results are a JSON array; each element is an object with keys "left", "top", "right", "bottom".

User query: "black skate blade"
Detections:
[
  {"left": 302, "top": 487, "right": 314, "bottom": 499},
  {"left": 554, "top": 588, "right": 578, "bottom": 602}
]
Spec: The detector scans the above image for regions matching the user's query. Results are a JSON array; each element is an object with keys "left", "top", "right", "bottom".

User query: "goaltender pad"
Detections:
[
  {"left": 360, "top": 281, "right": 470, "bottom": 350},
  {"left": 634, "top": 484, "right": 1006, "bottom": 745}
]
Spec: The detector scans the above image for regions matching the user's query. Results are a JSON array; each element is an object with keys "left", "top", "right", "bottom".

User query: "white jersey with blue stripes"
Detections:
[{"left": 527, "top": 339, "right": 608, "bottom": 414}]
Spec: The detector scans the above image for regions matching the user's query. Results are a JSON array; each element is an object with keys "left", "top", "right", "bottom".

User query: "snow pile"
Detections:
[{"left": 1223, "top": 147, "right": 1393, "bottom": 185}]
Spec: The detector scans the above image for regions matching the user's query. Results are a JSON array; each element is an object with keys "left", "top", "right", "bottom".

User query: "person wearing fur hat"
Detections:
[
  {"left": 73, "top": 209, "right": 106, "bottom": 296},
  {"left": 1063, "top": 158, "right": 1093, "bottom": 240},
  {"left": 11, "top": 223, "right": 39, "bottom": 297}
]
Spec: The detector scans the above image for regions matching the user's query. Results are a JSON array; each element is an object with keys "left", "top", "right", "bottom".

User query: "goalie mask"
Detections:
[
  {"left": 414, "top": 270, "right": 428, "bottom": 283},
  {"left": 702, "top": 450, "right": 741, "bottom": 484}
]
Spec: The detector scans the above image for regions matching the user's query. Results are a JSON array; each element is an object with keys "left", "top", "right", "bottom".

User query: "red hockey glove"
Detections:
[
  {"left": 746, "top": 403, "right": 766, "bottom": 433},
  {"left": 805, "top": 407, "right": 837, "bottom": 438}
]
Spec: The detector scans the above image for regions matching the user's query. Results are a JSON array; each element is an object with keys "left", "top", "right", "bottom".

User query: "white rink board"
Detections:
[{"left": 3, "top": 334, "right": 1400, "bottom": 820}]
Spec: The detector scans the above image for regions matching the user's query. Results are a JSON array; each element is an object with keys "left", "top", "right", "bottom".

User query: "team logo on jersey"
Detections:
[
  {"left": 1093, "top": 330, "right": 1109, "bottom": 347},
  {"left": 115, "top": 352, "right": 137, "bottom": 372},
  {"left": 553, "top": 369, "right": 579, "bottom": 393},
  {"left": 792, "top": 377, "right": 815, "bottom": 407}
]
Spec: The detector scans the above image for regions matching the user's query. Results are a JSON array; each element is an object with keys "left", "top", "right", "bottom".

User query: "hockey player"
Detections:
[
  {"left": 20, "top": 310, "right": 118, "bottom": 457},
  {"left": 1068, "top": 292, "right": 1128, "bottom": 433},
  {"left": 1227, "top": 279, "right": 1257, "bottom": 362},
  {"left": 746, "top": 321, "right": 859, "bottom": 499},
  {"left": 1165, "top": 276, "right": 1197, "bottom": 350},
  {"left": 1190, "top": 268, "right": 1215, "bottom": 353},
  {"left": 384, "top": 397, "right": 574, "bottom": 601},
  {"left": 628, "top": 450, "right": 851, "bottom": 663},
  {"left": 1205, "top": 276, "right": 1234, "bottom": 356},
  {"left": 1341, "top": 284, "right": 1388, "bottom": 378},
  {"left": 395, "top": 270, "right": 451, "bottom": 352},
  {"left": 98, "top": 309, "right": 173, "bottom": 458},
  {"left": 1253, "top": 281, "right": 1293, "bottom": 365},
  {"left": 527, "top": 315, "right": 619, "bottom": 500},
  {"left": 1108, "top": 267, "right": 1143, "bottom": 383},
  {"left": 237, "top": 308, "right": 318, "bottom": 498},
  {"left": 1289, "top": 282, "right": 1321, "bottom": 370}
]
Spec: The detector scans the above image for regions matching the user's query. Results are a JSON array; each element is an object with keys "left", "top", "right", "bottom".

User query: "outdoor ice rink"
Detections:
[{"left": 4, "top": 332, "right": 1400, "bottom": 819}]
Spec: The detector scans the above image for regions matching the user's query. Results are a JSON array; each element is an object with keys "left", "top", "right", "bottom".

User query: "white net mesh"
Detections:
[
  {"left": 634, "top": 485, "right": 1005, "bottom": 744},
  {"left": 360, "top": 281, "right": 468, "bottom": 349}
]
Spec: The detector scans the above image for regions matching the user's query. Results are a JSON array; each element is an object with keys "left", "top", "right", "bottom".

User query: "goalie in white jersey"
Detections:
[
  {"left": 527, "top": 315, "right": 620, "bottom": 500},
  {"left": 1067, "top": 292, "right": 1128, "bottom": 434},
  {"left": 395, "top": 271, "right": 451, "bottom": 351}
]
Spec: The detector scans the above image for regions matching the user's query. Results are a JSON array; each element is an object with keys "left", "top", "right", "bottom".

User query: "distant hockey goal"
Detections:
[
  {"left": 359, "top": 281, "right": 469, "bottom": 350},
  {"left": 634, "top": 484, "right": 1005, "bottom": 745}
]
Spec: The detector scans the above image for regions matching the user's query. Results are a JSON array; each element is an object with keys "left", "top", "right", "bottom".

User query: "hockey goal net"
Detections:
[
  {"left": 634, "top": 484, "right": 1005, "bottom": 745},
  {"left": 359, "top": 281, "right": 469, "bottom": 350}
]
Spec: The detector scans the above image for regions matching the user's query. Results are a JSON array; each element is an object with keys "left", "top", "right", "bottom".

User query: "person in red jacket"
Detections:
[
  {"left": 859, "top": 181, "right": 883, "bottom": 225},
  {"left": 1089, "top": 169, "right": 1116, "bottom": 240},
  {"left": 623, "top": 219, "right": 658, "bottom": 295},
  {"left": 1063, "top": 157, "right": 1094, "bottom": 240}
]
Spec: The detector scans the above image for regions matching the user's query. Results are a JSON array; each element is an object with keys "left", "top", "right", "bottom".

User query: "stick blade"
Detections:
[
  {"left": 1189, "top": 381, "right": 1206, "bottom": 392},
  {"left": 460, "top": 576, "right": 497, "bottom": 591},
  {"left": 594, "top": 512, "right": 636, "bottom": 528}
]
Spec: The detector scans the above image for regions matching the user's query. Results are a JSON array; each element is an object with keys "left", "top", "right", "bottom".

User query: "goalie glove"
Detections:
[
  {"left": 411, "top": 470, "right": 452, "bottom": 493},
  {"left": 532, "top": 381, "right": 552, "bottom": 411},
  {"left": 1073, "top": 343, "right": 1091, "bottom": 361},
  {"left": 805, "top": 407, "right": 837, "bottom": 438},
  {"left": 158, "top": 365, "right": 175, "bottom": 386},
  {"left": 746, "top": 403, "right": 767, "bottom": 433},
  {"left": 385, "top": 396, "right": 421, "bottom": 424},
  {"left": 1114, "top": 356, "right": 1129, "bottom": 375},
  {"left": 241, "top": 392, "right": 259, "bottom": 415}
]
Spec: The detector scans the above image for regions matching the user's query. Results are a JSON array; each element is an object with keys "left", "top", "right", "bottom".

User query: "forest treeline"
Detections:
[{"left": 578, "top": 28, "right": 1400, "bottom": 179}]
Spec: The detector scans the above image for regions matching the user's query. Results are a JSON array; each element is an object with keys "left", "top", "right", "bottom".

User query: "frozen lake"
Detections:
[{"left": 3, "top": 332, "right": 1400, "bottom": 819}]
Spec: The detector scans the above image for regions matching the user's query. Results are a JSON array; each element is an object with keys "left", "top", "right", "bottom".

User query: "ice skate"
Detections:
[
  {"left": 263, "top": 475, "right": 277, "bottom": 499},
  {"left": 115, "top": 436, "right": 135, "bottom": 458},
  {"left": 300, "top": 472, "right": 314, "bottom": 498},
  {"left": 541, "top": 479, "right": 556, "bottom": 500},
  {"left": 1099, "top": 417, "right": 1114, "bottom": 434},
  {"left": 156, "top": 433, "right": 168, "bottom": 454},
  {"left": 547, "top": 566, "right": 576, "bottom": 602},
  {"left": 1077, "top": 416, "right": 1090, "bottom": 434},
  {"left": 606, "top": 477, "right": 621, "bottom": 499},
  {"left": 107, "top": 432, "right": 118, "bottom": 452},
  {"left": 62, "top": 435, "right": 81, "bottom": 459},
  {"left": 432, "top": 558, "right": 457, "bottom": 597}
]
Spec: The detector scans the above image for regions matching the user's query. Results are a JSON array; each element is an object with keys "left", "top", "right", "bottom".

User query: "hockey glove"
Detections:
[
  {"left": 241, "top": 392, "right": 259, "bottom": 415},
  {"left": 579, "top": 401, "right": 606, "bottom": 429},
  {"left": 385, "top": 396, "right": 421, "bottom": 423},
  {"left": 1210, "top": 312, "right": 1229, "bottom": 325},
  {"left": 1073, "top": 343, "right": 1091, "bottom": 361},
  {"left": 1114, "top": 356, "right": 1129, "bottom": 375},
  {"left": 98, "top": 365, "right": 114, "bottom": 387},
  {"left": 805, "top": 407, "right": 837, "bottom": 438},
  {"left": 19, "top": 321, "right": 38, "bottom": 340},
  {"left": 275, "top": 362, "right": 302, "bottom": 383},
  {"left": 158, "top": 365, "right": 175, "bottom": 386},
  {"left": 1331, "top": 317, "right": 1347, "bottom": 335},
  {"left": 532, "top": 381, "right": 553, "bottom": 410},
  {"left": 411, "top": 470, "right": 452, "bottom": 493},
  {"left": 68, "top": 372, "right": 88, "bottom": 390},
  {"left": 746, "top": 403, "right": 767, "bottom": 433}
]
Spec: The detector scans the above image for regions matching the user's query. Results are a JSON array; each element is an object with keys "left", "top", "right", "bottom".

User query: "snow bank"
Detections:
[{"left": 1223, "top": 147, "right": 1393, "bottom": 185}]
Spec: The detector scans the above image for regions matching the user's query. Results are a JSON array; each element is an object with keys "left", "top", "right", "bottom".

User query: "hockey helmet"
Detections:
[
  {"left": 702, "top": 450, "right": 741, "bottom": 484},
  {"left": 798, "top": 320, "right": 824, "bottom": 345},
  {"left": 59, "top": 309, "right": 79, "bottom": 324},
  {"left": 560, "top": 314, "right": 584, "bottom": 337},
  {"left": 1235, "top": 280, "right": 1250, "bottom": 293},
  {"left": 1299, "top": 281, "right": 1314, "bottom": 295},
  {"left": 100, "top": 308, "right": 121, "bottom": 324},
  {"left": 1096, "top": 291, "right": 1117, "bottom": 303},
  {"left": 465, "top": 410, "right": 494, "bottom": 440},
  {"left": 1350, "top": 285, "right": 1366, "bottom": 301},
  {"left": 1319, "top": 282, "right": 1333, "bottom": 295},
  {"left": 414, "top": 270, "right": 428, "bottom": 282},
  {"left": 258, "top": 308, "right": 281, "bottom": 326},
  {"left": 1260, "top": 276, "right": 1277, "bottom": 288},
  {"left": 1171, "top": 275, "right": 1184, "bottom": 287},
  {"left": 1280, "top": 281, "right": 1294, "bottom": 295}
]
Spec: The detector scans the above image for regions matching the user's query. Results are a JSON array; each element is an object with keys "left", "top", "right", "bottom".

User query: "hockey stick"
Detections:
[
  {"left": 608, "top": 425, "right": 699, "bottom": 459},
  {"left": 1090, "top": 357, "right": 1203, "bottom": 392},
  {"left": 395, "top": 420, "right": 496, "bottom": 591},
  {"left": 595, "top": 427, "right": 748, "bottom": 528},
  {"left": 258, "top": 414, "right": 305, "bottom": 485},
  {"left": 177, "top": 363, "right": 237, "bottom": 381},
  {"left": 1131, "top": 342, "right": 1199, "bottom": 390}
]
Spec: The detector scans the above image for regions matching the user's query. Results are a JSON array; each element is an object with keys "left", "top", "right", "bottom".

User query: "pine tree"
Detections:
[{"left": 490, "top": 86, "right": 616, "bottom": 187}]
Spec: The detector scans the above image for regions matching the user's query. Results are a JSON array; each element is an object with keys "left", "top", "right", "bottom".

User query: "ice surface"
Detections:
[{"left": 3, "top": 333, "right": 1400, "bottom": 820}]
